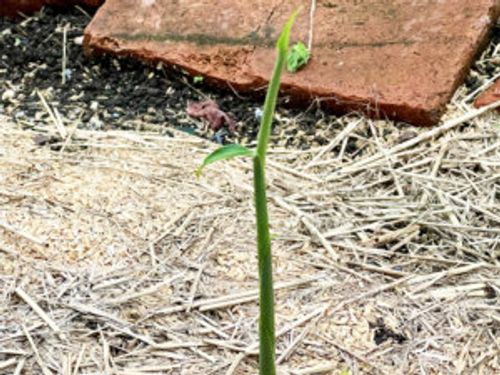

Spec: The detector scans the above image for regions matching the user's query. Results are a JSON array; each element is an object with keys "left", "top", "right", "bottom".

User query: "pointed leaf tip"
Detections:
[{"left": 277, "top": 9, "right": 300, "bottom": 53}]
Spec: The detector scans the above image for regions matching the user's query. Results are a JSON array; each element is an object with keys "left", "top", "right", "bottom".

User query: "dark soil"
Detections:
[
  {"left": 370, "top": 318, "right": 407, "bottom": 346},
  {"left": 0, "top": 6, "right": 329, "bottom": 148},
  {"left": 0, "top": 6, "right": 498, "bottom": 148},
  {"left": 464, "top": 22, "right": 500, "bottom": 94}
]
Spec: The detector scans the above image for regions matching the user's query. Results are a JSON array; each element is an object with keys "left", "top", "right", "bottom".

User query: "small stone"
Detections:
[
  {"left": 254, "top": 108, "right": 263, "bottom": 120},
  {"left": 73, "top": 36, "right": 84, "bottom": 45},
  {"left": 14, "top": 111, "right": 26, "bottom": 119},
  {"left": 89, "top": 114, "right": 103, "bottom": 129},
  {"left": 1, "top": 89, "right": 15, "bottom": 102},
  {"left": 64, "top": 68, "right": 73, "bottom": 81}
]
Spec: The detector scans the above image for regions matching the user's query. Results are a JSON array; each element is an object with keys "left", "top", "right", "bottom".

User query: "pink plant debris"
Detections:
[{"left": 186, "top": 100, "right": 237, "bottom": 132}]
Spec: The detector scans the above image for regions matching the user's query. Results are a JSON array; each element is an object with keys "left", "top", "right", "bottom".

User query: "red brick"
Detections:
[
  {"left": 1, "top": 0, "right": 103, "bottom": 17},
  {"left": 84, "top": 0, "right": 500, "bottom": 126},
  {"left": 474, "top": 78, "right": 500, "bottom": 110}
]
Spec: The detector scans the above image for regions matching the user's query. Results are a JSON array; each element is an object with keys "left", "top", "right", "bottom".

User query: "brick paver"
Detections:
[{"left": 86, "top": 0, "right": 498, "bottom": 125}]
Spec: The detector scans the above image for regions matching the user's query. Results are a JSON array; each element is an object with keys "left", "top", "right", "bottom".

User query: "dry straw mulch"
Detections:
[{"left": 0, "top": 96, "right": 499, "bottom": 374}]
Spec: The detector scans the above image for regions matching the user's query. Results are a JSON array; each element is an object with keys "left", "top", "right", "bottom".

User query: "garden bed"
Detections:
[
  {"left": 0, "top": 5, "right": 499, "bottom": 375},
  {"left": 1, "top": 6, "right": 498, "bottom": 150}
]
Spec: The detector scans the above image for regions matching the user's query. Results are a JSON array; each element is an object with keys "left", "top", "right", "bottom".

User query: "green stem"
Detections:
[
  {"left": 256, "top": 10, "right": 297, "bottom": 163},
  {"left": 256, "top": 51, "right": 286, "bottom": 163},
  {"left": 253, "top": 12, "right": 297, "bottom": 374},
  {"left": 196, "top": 11, "right": 298, "bottom": 375},
  {"left": 253, "top": 155, "right": 275, "bottom": 375}
]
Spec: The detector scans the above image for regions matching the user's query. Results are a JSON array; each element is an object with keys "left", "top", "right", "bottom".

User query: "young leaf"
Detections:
[
  {"left": 287, "top": 41, "right": 310, "bottom": 73},
  {"left": 196, "top": 144, "right": 254, "bottom": 177},
  {"left": 193, "top": 75, "right": 204, "bottom": 84}
]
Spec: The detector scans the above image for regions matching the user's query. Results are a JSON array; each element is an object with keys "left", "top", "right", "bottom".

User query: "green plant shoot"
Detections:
[
  {"left": 196, "top": 11, "right": 298, "bottom": 375},
  {"left": 287, "top": 41, "right": 310, "bottom": 73},
  {"left": 193, "top": 75, "right": 204, "bottom": 84}
]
